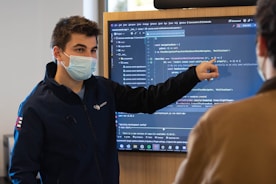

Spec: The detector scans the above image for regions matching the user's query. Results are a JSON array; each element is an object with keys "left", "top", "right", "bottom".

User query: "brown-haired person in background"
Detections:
[
  {"left": 173, "top": 0, "right": 276, "bottom": 183},
  {"left": 8, "top": 15, "right": 218, "bottom": 184}
]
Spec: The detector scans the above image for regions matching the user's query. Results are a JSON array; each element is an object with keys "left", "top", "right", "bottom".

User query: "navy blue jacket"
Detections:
[{"left": 9, "top": 62, "right": 200, "bottom": 184}]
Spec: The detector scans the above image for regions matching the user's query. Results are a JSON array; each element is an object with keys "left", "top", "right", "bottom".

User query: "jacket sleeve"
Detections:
[
  {"left": 113, "top": 66, "right": 200, "bottom": 113},
  {"left": 9, "top": 103, "right": 43, "bottom": 184},
  {"left": 173, "top": 114, "right": 211, "bottom": 184}
]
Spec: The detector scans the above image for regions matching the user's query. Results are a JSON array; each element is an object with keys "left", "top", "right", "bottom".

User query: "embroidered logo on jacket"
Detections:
[
  {"left": 15, "top": 116, "right": 23, "bottom": 130},
  {"left": 93, "top": 101, "right": 107, "bottom": 111}
]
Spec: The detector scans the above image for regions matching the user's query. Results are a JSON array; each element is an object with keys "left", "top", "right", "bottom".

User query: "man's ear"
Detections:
[
  {"left": 257, "top": 35, "right": 268, "bottom": 57},
  {"left": 53, "top": 46, "right": 62, "bottom": 61}
]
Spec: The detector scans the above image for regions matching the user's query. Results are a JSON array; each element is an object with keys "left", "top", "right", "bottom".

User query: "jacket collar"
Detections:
[
  {"left": 43, "top": 62, "right": 97, "bottom": 104},
  {"left": 257, "top": 77, "right": 276, "bottom": 94}
]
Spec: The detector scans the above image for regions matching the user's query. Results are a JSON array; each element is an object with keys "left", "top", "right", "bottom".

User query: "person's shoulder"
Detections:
[
  {"left": 191, "top": 96, "right": 258, "bottom": 138},
  {"left": 198, "top": 94, "right": 266, "bottom": 126},
  {"left": 92, "top": 75, "right": 122, "bottom": 87},
  {"left": 94, "top": 75, "right": 109, "bottom": 82},
  {"left": 210, "top": 94, "right": 262, "bottom": 113},
  {"left": 87, "top": 75, "right": 120, "bottom": 93},
  {"left": 20, "top": 80, "right": 49, "bottom": 105}
]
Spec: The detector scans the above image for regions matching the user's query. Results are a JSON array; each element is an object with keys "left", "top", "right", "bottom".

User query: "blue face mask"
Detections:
[{"left": 62, "top": 53, "right": 97, "bottom": 81}]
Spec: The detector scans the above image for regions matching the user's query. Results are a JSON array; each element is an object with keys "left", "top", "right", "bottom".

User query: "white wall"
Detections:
[{"left": 0, "top": 0, "right": 83, "bottom": 177}]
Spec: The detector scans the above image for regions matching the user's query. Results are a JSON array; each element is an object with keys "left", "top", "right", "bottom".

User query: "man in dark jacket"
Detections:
[{"left": 9, "top": 15, "right": 219, "bottom": 184}]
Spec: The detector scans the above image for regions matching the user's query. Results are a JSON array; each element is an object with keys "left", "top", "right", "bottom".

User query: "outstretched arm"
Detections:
[{"left": 195, "top": 59, "right": 219, "bottom": 81}]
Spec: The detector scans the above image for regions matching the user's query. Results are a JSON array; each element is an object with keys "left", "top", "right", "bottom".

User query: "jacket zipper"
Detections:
[{"left": 82, "top": 103, "right": 103, "bottom": 184}]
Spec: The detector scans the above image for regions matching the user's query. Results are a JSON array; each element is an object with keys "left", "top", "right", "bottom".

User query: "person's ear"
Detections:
[
  {"left": 53, "top": 46, "right": 62, "bottom": 62},
  {"left": 257, "top": 35, "right": 268, "bottom": 57}
]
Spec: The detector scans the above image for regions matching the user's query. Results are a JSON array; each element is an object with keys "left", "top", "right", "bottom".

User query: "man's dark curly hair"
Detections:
[
  {"left": 50, "top": 15, "right": 101, "bottom": 50},
  {"left": 256, "top": 0, "right": 276, "bottom": 68}
]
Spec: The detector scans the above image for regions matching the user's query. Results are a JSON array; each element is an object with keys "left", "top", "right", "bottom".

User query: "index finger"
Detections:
[{"left": 208, "top": 58, "right": 216, "bottom": 64}]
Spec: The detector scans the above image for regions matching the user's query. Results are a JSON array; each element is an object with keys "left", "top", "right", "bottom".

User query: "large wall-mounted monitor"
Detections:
[{"left": 103, "top": 6, "right": 262, "bottom": 153}]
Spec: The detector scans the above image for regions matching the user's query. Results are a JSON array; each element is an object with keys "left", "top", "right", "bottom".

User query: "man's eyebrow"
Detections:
[
  {"left": 73, "top": 44, "right": 98, "bottom": 50},
  {"left": 73, "top": 44, "right": 87, "bottom": 48}
]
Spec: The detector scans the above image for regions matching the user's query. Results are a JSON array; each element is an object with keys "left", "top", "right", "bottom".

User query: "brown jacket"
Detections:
[{"left": 173, "top": 77, "right": 276, "bottom": 184}]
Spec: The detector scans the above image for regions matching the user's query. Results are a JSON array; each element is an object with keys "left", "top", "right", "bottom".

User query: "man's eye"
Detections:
[
  {"left": 76, "top": 48, "right": 85, "bottom": 53},
  {"left": 91, "top": 49, "right": 97, "bottom": 53}
]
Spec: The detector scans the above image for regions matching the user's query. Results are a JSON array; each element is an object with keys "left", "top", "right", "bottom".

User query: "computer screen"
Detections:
[{"left": 103, "top": 6, "right": 262, "bottom": 152}]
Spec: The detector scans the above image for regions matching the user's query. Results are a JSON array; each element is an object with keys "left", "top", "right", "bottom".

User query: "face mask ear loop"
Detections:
[
  {"left": 60, "top": 52, "right": 70, "bottom": 68},
  {"left": 258, "top": 56, "right": 267, "bottom": 81},
  {"left": 63, "top": 52, "right": 70, "bottom": 58},
  {"left": 60, "top": 61, "right": 68, "bottom": 69}
]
